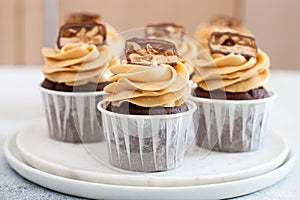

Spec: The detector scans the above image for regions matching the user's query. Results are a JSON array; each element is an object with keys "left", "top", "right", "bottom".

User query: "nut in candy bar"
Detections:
[
  {"left": 65, "top": 13, "right": 101, "bottom": 24},
  {"left": 145, "top": 23, "right": 184, "bottom": 45},
  {"left": 208, "top": 32, "right": 257, "bottom": 58},
  {"left": 57, "top": 22, "right": 106, "bottom": 49},
  {"left": 125, "top": 38, "right": 178, "bottom": 66}
]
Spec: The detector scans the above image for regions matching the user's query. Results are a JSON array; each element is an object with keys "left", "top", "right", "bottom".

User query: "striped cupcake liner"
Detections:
[
  {"left": 41, "top": 87, "right": 108, "bottom": 143},
  {"left": 97, "top": 100, "right": 196, "bottom": 172},
  {"left": 190, "top": 91, "right": 277, "bottom": 152}
]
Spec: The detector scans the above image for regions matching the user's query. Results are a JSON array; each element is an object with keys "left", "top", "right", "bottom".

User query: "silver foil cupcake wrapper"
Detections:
[
  {"left": 41, "top": 87, "right": 108, "bottom": 143},
  {"left": 190, "top": 91, "right": 276, "bottom": 152},
  {"left": 97, "top": 100, "right": 196, "bottom": 172}
]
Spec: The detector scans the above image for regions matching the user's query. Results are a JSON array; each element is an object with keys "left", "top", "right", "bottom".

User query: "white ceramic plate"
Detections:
[
  {"left": 15, "top": 121, "right": 289, "bottom": 187},
  {"left": 16, "top": 122, "right": 288, "bottom": 187},
  {"left": 5, "top": 132, "right": 296, "bottom": 200}
]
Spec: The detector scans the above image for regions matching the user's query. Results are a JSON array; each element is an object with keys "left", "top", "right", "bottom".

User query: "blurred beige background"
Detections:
[{"left": 0, "top": 0, "right": 298, "bottom": 69}]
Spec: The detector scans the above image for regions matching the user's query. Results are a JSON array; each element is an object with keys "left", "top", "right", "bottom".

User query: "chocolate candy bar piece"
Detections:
[
  {"left": 57, "top": 22, "right": 106, "bottom": 49},
  {"left": 65, "top": 12, "right": 101, "bottom": 24},
  {"left": 145, "top": 23, "right": 184, "bottom": 45},
  {"left": 208, "top": 32, "right": 257, "bottom": 58},
  {"left": 125, "top": 38, "right": 178, "bottom": 66},
  {"left": 209, "top": 15, "right": 243, "bottom": 31}
]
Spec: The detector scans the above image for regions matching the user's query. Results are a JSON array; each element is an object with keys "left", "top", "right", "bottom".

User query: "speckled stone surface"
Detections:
[
  {"left": 0, "top": 132, "right": 86, "bottom": 200},
  {"left": 0, "top": 120, "right": 88, "bottom": 200}
]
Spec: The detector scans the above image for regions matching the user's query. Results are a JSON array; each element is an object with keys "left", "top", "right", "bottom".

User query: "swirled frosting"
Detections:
[
  {"left": 105, "top": 23, "right": 124, "bottom": 59},
  {"left": 104, "top": 61, "right": 190, "bottom": 107},
  {"left": 192, "top": 49, "right": 270, "bottom": 92},
  {"left": 42, "top": 43, "right": 117, "bottom": 86},
  {"left": 106, "top": 23, "right": 118, "bottom": 38},
  {"left": 178, "top": 38, "right": 199, "bottom": 74}
]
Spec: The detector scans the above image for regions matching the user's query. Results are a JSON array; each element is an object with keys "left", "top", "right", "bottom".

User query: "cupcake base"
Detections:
[
  {"left": 191, "top": 88, "right": 276, "bottom": 152},
  {"left": 108, "top": 129, "right": 173, "bottom": 172},
  {"left": 41, "top": 85, "right": 108, "bottom": 143},
  {"left": 98, "top": 100, "right": 196, "bottom": 172}
]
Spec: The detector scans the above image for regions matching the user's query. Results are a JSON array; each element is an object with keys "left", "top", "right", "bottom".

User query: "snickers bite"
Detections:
[
  {"left": 208, "top": 32, "right": 257, "bottom": 58},
  {"left": 125, "top": 38, "right": 178, "bottom": 66},
  {"left": 57, "top": 22, "right": 106, "bottom": 49}
]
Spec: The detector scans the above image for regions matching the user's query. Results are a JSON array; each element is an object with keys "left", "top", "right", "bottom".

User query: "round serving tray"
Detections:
[{"left": 4, "top": 121, "right": 295, "bottom": 199}]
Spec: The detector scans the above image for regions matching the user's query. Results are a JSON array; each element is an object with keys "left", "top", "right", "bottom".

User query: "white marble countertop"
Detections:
[{"left": 0, "top": 66, "right": 299, "bottom": 199}]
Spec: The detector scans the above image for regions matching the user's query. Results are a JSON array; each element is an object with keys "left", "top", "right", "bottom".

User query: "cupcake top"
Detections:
[
  {"left": 104, "top": 38, "right": 190, "bottom": 107},
  {"left": 42, "top": 22, "right": 117, "bottom": 87},
  {"left": 145, "top": 23, "right": 198, "bottom": 75},
  {"left": 193, "top": 23, "right": 270, "bottom": 93}
]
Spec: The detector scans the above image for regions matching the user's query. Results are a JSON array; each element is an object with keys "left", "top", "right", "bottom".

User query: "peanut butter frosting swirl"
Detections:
[
  {"left": 106, "top": 23, "right": 118, "bottom": 38},
  {"left": 104, "top": 61, "right": 190, "bottom": 107},
  {"left": 178, "top": 38, "right": 199, "bottom": 74},
  {"left": 192, "top": 49, "right": 270, "bottom": 92},
  {"left": 105, "top": 24, "right": 124, "bottom": 58},
  {"left": 42, "top": 43, "right": 117, "bottom": 86}
]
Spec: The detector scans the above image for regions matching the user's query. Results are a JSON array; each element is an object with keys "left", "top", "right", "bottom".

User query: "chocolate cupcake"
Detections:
[
  {"left": 98, "top": 38, "right": 196, "bottom": 172},
  {"left": 40, "top": 22, "right": 118, "bottom": 143},
  {"left": 191, "top": 26, "right": 276, "bottom": 152}
]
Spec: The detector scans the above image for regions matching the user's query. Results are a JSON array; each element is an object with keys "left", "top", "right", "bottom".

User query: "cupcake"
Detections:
[
  {"left": 191, "top": 26, "right": 276, "bottom": 152},
  {"left": 145, "top": 23, "right": 198, "bottom": 79},
  {"left": 97, "top": 38, "right": 196, "bottom": 172},
  {"left": 41, "top": 22, "right": 118, "bottom": 143}
]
